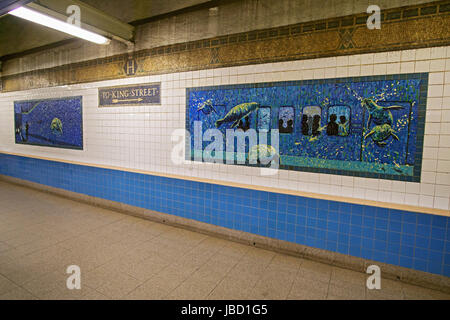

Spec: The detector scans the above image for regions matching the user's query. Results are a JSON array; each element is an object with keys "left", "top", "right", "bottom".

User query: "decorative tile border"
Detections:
[{"left": 1, "top": 1, "right": 450, "bottom": 92}]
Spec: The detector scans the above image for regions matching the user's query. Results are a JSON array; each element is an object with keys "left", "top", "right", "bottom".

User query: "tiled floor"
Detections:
[{"left": 0, "top": 181, "right": 449, "bottom": 300}]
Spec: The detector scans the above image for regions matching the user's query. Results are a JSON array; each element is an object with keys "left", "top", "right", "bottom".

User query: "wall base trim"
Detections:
[{"left": 1, "top": 174, "right": 449, "bottom": 294}]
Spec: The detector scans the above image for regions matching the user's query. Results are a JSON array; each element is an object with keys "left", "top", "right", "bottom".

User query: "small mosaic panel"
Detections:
[
  {"left": 14, "top": 96, "right": 83, "bottom": 150},
  {"left": 186, "top": 73, "right": 428, "bottom": 182}
]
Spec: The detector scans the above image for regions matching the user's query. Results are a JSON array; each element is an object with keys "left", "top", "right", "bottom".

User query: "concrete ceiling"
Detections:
[
  {"left": 0, "top": 0, "right": 212, "bottom": 60},
  {"left": 81, "top": 0, "right": 211, "bottom": 24}
]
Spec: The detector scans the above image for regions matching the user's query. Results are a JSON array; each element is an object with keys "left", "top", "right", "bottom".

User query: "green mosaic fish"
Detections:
[
  {"left": 50, "top": 118, "right": 63, "bottom": 135},
  {"left": 364, "top": 123, "right": 399, "bottom": 147},
  {"left": 215, "top": 102, "right": 259, "bottom": 128},
  {"left": 248, "top": 144, "right": 279, "bottom": 164},
  {"left": 362, "top": 98, "right": 403, "bottom": 128}
]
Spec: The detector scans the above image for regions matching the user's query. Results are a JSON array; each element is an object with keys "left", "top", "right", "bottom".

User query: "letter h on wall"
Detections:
[{"left": 124, "top": 58, "right": 138, "bottom": 76}]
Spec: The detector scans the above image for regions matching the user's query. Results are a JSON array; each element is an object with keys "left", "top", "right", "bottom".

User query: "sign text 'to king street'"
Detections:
[{"left": 98, "top": 83, "right": 161, "bottom": 107}]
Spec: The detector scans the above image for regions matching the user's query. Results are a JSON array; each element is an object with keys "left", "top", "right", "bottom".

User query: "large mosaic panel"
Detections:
[
  {"left": 14, "top": 96, "right": 83, "bottom": 150},
  {"left": 186, "top": 73, "right": 428, "bottom": 182}
]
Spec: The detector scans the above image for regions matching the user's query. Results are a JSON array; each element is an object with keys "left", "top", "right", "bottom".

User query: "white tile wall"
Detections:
[{"left": 0, "top": 46, "right": 449, "bottom": 211}]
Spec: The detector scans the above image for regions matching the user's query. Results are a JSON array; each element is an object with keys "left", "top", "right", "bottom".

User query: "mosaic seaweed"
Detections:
[
  {"left": 14, "top": 96, "right": 83, "bottom": 150},
  {"left": 186, "top": 73, "right": 428, "bottom": 182}
]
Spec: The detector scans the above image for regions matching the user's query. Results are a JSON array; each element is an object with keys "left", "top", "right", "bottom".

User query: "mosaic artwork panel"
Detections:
[
  {"left": 14, "top": 96, "right": 83, "bottom": 150},
  {"left": 186, "top": 74, "right": 428, "bottom": 181}
]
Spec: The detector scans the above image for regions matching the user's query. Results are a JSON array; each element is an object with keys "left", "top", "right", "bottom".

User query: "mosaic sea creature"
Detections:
[
  {"left": 196, "top": 99, "right": 218, "bottom": 115},
  {"left": 362, "top": 98, "right": 404, "bottom": 127},
  {"left": 364, "top": 123, "right": 399, "bottom": 147},
  {"left": 50, "top": 118, "right": 63, "bottom": 135},
  {"left": 393, "top": 161, "right": 403, "bottom": 173},
  {"left": 215, "top": 102, "right": 259, "bottom": 128},
  {"left": 21, "top": 102, "right": 41, "bottom": 115},
  {"left": 248, "top": 144, "right": 279, "bottom": 164}
]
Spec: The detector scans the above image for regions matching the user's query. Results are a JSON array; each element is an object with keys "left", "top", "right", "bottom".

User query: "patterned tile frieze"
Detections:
[{"left": 1, "top": 1, "right": 449, "bottom": 92}]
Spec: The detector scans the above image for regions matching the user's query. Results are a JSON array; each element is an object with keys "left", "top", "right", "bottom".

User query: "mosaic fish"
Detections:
[
  {"left": 50, "top": 118, "right": 63, "bottom": 135},
  {"left": 393, "top": 161, "right": 403, "bottom": 173},
  {"left": 215, "top": 102, "right": 259, "bottom": 128},
  {"left": 248, "top": 144, "right": 279, "bottom": 165},
  {"left": 196, "top": 99, "right": 218, "bottom": 115},
  {"left": 362, "top": 98, "right": 404, "bottom": 127},
  {"left": 364, "top": 123, "right": 399, "bottom": 147}
]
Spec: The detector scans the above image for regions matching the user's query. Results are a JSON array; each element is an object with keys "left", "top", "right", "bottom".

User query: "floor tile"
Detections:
[{"left": 0, "top": 181, "right": 447, "bottom": 300}]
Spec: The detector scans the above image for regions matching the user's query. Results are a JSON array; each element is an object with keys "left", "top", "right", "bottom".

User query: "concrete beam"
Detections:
[{"left": 0, "top": 0, "right": 33, "bottom": 16}]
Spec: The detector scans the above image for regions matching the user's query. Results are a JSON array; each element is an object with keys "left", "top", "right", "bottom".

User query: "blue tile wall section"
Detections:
[{"left": 0, "top": 153, "right": 449, "bottom": 277}]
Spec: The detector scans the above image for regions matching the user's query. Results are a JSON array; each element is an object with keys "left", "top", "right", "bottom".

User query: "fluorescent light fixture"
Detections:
[{"left": 9, "top": 6, "right": 110, "bottom": 45}]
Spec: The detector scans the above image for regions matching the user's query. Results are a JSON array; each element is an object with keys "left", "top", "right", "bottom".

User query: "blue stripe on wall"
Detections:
[{"left": 0, "top": 153, "right": 449, "bottom": 277}]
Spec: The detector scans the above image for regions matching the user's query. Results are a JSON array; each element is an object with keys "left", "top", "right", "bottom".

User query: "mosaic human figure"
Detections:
[
  {"left": 338, "top": 115, "right": 349, "bottom": 136},
  {"left": 326, "top": 114, "right": 338, "bottom": 136},
  {"left": 312, "top": 115, "right": 321, "bottom": 136},
  {"left": 301, "top": 114, "right": 309, "bottom": 135}
]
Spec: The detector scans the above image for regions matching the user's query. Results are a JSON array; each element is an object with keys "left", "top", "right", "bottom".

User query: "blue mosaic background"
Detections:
[
  {"left": 14, "top": 96, "right": 83, "bottom": 150},
  {"left": 0, "top": 153, "right": 448, "bottom": 277},
  {"left": 186, "top": 73, "right": 428, "bottom": 182}
]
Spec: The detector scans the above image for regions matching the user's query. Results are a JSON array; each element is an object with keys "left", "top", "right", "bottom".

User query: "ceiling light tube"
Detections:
[{"left": 9, "top": 6, "right": 110, "bottom": 45}]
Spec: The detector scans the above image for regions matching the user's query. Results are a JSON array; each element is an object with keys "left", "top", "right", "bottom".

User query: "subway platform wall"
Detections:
[
  {"left": 0, "top": 152, "right": 449, "bottom": 278},
  {"left": 0, "top": 28, "right": 449, "bottom": 280}
]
